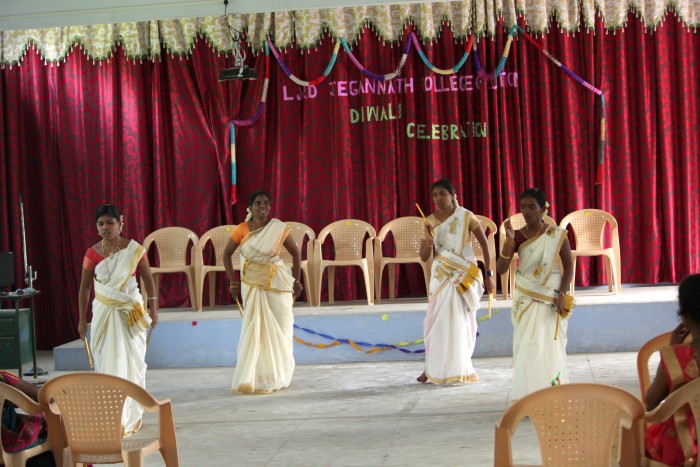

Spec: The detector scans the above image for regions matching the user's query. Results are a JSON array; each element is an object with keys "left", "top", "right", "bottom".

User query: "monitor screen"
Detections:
[{"left": 0, "top": 252, "right": 15, "bottom": 288}]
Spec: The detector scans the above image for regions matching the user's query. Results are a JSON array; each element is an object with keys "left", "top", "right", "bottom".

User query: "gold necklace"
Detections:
[
  {"left": 522, "top": 223, "right": 545, "bottom": 239},
  {"left": 100, "top": 238, "right": 122, "bottom": 283}
]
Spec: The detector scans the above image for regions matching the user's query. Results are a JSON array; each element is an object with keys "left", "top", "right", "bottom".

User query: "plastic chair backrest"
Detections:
[
  {"left": 470, "top": 214, "right": 496, "bottom": 264},
  {"left": 560, "top": 209, "right": 619, "bottom": 252},
  {"left": 143, "top": 227, "right": 199, "bottom": 268},
  {"left": 494, "top": 383, "right": 644, "bottom": 466},
  {"left": 317, "top": 219, "right": 376, "bottom": 261},
  {"left": 39, "top": 373, "right": 178, "bottom": 466},
  {"left": 0, "top": 380, "right": 61, "bottom": 465},
  {"left": 376, "top": 216, "right": 424, "bottom": 259},
  {"left": 636, "top": 331, "right": 693, "bottom": 399},
  {"left": 197, "top": 225, "right": 236, "bottom": 266},
  {"left": 280, "top": 222, "right": 315, "bottom": 264}
]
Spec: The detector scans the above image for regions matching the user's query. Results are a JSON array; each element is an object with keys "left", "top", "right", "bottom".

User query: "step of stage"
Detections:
[{"left": 54, "top": 285, "right": 678, "bottom": 370}]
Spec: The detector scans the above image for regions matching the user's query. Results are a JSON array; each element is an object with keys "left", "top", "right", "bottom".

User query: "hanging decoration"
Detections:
[{"left": 293, "top": 323, "right": 425, "bottom": 354}]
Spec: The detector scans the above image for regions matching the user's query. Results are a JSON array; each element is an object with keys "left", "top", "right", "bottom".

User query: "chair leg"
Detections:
[
  {"left": 570, "top": 256, "right": 577, "bottom": 295},
  {"left": 186, "top": 272, "right": 197, "bottom": 310},
  {"left": 314, "top": 265, "right": 325, "bottom": 307},
  {"left": 388, "top": 264, "right": 396, "bottom": 301},
  {"left": 375, "top": 263, "right": 384, "bottom": 303},
  {"left": 362, "top": 263, "right": 373, "bottom": 305},
  {"left": 208, "top": 272, "right": 216, "bottom": 308},
  {"left": 500, "top": 271, "right": 509, "bottom": 300},
  {"left": 604, "top": 255, "right": 614, "bottom": 293},
  {"left": 328, "top": 266, "right": 335, "bottom": 304},
  {"left": 423, "top": 264, "right": 431, "bottom": 297}
]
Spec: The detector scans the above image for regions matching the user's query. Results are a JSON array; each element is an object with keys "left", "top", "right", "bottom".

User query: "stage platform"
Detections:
[{"left": 54, "top": 284, "right": 678, "bottom": 370}]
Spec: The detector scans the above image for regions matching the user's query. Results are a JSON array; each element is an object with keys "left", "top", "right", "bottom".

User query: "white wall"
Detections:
[{"left": 0, "top": 0, "right": 427, "bottom": 31}]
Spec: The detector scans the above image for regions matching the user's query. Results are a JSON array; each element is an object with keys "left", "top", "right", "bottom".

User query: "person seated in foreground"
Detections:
[{"left": 645, "top": 273, "right": 700, "bottom": 465}]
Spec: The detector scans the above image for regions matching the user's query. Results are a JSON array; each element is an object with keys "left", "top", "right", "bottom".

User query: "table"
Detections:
[{"left": 0, "top": 290, "right": 39, "bottom": 378}]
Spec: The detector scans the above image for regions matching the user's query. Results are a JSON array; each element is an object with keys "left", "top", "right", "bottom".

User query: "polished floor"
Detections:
[{"left": 32, "top": 349, "right": 650, "bottom": 466}]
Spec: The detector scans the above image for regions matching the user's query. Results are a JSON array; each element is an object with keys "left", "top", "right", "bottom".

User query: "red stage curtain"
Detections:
[{"left": 1, "top": 16, "right": 698, "bottom": 348}]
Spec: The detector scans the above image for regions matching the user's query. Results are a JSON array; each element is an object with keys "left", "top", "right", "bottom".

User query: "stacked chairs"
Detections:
[
  {"left": 148, "top": 207, "right": 621, "bottom": 309},
  {"left": 142, "top": 227, "right": 199, "bottom": 310},
  {"left": 559, "top": 208, "right": 621, "bottom": 294},
  {"left": 312, "top": 219, "right": 376, "bottom": 306},
  {"left": 374, "top": 216, "right": 432, "bottom": 303}
]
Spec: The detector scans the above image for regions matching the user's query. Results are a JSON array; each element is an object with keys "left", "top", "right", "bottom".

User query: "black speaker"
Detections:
[{"left": 0, "top": 252, "right": 14, "bottom": 288}]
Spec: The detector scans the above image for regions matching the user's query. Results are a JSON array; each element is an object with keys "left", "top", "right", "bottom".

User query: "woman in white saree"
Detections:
[
  {"left": 497, "top": 188, "right": 574, "bottom": 401},
  {"left": 417, "top": 179, "right": 495, "bottom": 384},
  {"left": 78, "top": 204, "right": 158, "bottom": 435},
  {"left": 224, "top": 190, "right": 303, "bottom": 394}
]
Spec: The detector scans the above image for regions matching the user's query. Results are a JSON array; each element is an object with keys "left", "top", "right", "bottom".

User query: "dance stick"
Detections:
[
  {"left": 235, "top": 296, "right": 244, "bottom": 317},
  {"left": 146, "top": 326, "right": 154, "bottom": 347},
  {"left": 554, "top": 312, "right": 560, "bottom": 340},
  {"left": 82, "top": 337, "right": 93, "bottom": 368},
  {"left": 415, "top": 203, "right": 428, "bottom": 221},
  {"left": 488, "top": 291, "right": 492, "bottom": 319}
]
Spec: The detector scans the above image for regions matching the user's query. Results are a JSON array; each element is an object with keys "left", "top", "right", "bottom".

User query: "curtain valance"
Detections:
[{"left": 2, "top": 0, "right": 697, "bottom": 65}]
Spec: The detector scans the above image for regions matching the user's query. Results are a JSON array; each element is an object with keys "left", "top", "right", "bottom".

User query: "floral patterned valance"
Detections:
[{"left": 2, "top": 0, "right": 699, "bottom": 66}]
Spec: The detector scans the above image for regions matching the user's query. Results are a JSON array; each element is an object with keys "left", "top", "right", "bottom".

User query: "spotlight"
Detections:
[
  {"left": 220, "top": 0, "right": 257, "bottom": 81},
  {"left": 219, "top": 66, "right": 257, "bottom": 81}
]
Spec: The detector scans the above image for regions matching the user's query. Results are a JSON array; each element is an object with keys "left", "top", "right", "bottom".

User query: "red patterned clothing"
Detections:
[
  {"left": 0, "top": 370, "right": 47, "bottom": 453},
  {"left": 645, "top": 345, "right": 699, "bottom": 465}
]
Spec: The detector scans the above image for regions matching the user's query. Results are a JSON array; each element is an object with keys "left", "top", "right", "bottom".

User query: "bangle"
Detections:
[{"left": 500, "top": 253, "right": 512, "bottom": 260}]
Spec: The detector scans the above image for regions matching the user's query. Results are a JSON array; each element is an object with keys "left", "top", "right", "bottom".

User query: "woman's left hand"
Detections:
[
  {"left": 292, "top": 281, "right": 303, "bottom": 301},
  {"left": 556, "top": 293, "right": 569, "bottom": 317},
  {"left": 149, "top": 308, "right": 159, "bottom": 328}
]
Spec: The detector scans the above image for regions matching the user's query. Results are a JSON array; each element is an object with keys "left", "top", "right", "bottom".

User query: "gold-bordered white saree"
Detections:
[
  {"left": 511, "top": 226, "right": 571, "bottom": 400},
  {"left": 90, "top": 239, "right": 151, "bottom": 432},
  {"left": 232, "top": 219, "right": 295, "bottom": 394},
  {"left": 422, "top": 207, "right": 483, "bottom": 384}
]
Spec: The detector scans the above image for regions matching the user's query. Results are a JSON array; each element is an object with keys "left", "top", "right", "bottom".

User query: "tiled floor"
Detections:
[{"left": 33, "top": 350, "right": 648, "bottom": 466}]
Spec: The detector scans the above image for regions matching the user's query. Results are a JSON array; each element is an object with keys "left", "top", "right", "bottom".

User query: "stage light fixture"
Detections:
[{"left": 219, "top": 0, "right": 257, "bottom": 81}]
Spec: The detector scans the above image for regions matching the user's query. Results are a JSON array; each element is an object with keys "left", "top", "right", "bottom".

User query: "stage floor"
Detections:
[{"left": 54, "top": 284, "right": 679, "bottom": 370}]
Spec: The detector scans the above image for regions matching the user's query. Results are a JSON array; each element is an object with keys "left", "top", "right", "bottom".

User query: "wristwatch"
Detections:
[{"left": 486, "top": 270, "right": 494, "bottom": 277}]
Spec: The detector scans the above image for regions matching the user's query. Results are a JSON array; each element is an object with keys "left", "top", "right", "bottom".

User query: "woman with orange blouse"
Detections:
[{"left": 223, "top": 190, "right": 302, "bottom": 394}]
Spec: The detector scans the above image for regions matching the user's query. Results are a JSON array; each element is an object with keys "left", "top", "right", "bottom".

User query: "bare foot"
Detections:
[{"left": 417, "top": 372, "right": 428, "bottom": 383}]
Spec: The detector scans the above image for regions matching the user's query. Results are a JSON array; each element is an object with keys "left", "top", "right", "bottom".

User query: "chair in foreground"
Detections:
[
  {"left": 279, "top": 221, "right": 316, "bottom": 305},
  {"left": 0, "top": 383, "right": 63, "bottom": 467},
  {"left": 494, "top": 383, "right": 644, "bottom": 466},
  {"left": 498, "top": 213, "right": 557, "bottom": 300},
  {"left": 374, "top": 216, "right": 431, "bottom": 302},
  {"left": 642, "top": 377, "right": 700, "bottom": 466},
  {"left": 637, "top": 331, "right": 675, "bottom": 400},
  {"left": 312, "top": 219, "right": 376, "bottom": 306},
  {"left": 38, "top": 373, "right": 179, "bottom": 467},
  {"left": 193, "top": 225, "right": 236, "bottom": 311},
  {"left": 559, "top": 208, "right": 621, "bottom": 294},
  {"left": 142, "top": 227, "right": 199, "bottom": 309}
]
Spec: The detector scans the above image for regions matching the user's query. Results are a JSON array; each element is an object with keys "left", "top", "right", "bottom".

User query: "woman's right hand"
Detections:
[
  {"left": 78, "top": 320, "right": 88, "bottom": 340},
  {"left": 670, "top": 323, "right": 691, "bottom": 345},
  {"left": 504, "top": 217, "right": 515, "bottom": 241}
]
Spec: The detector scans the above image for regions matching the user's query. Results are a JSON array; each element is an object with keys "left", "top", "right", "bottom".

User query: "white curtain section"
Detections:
[{"left": 2, "top": 0, "right": 699, "bottom": 65}]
